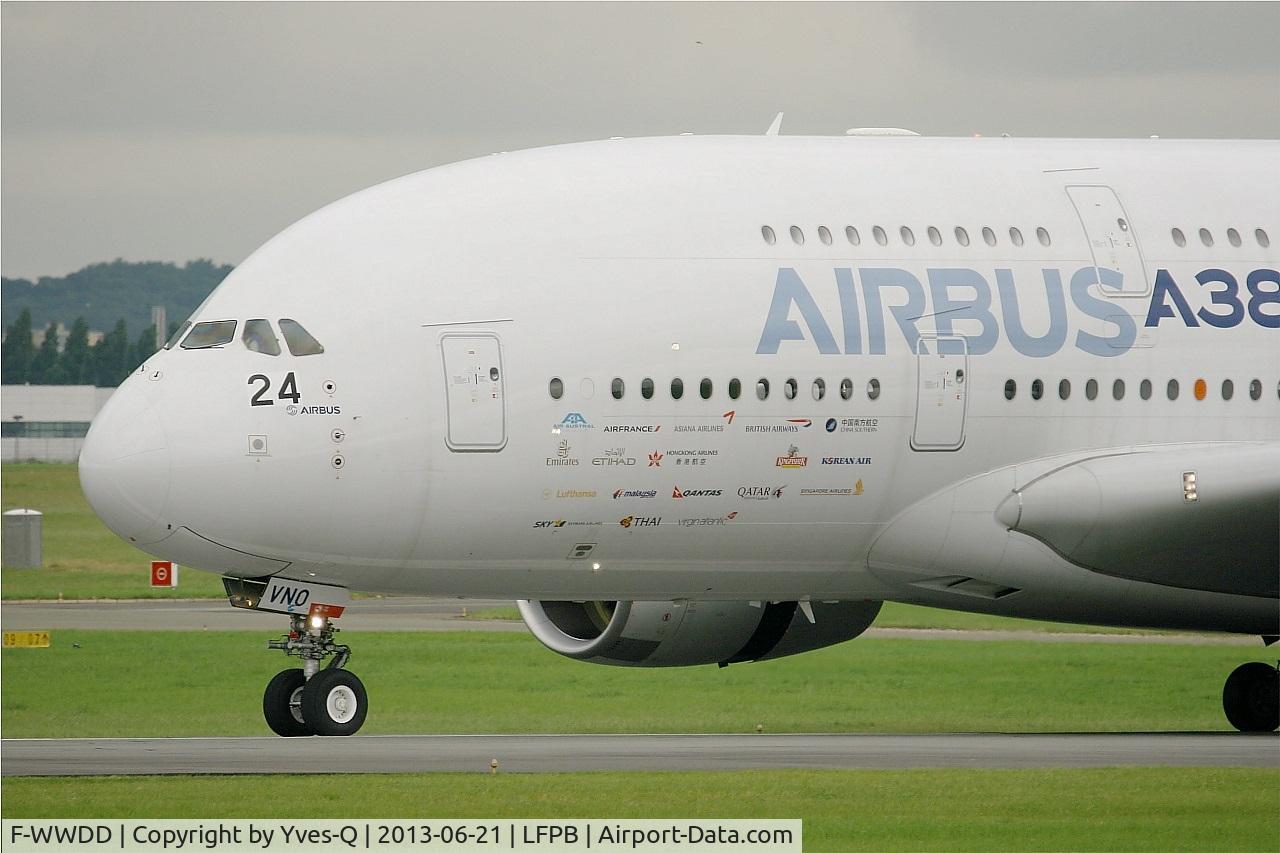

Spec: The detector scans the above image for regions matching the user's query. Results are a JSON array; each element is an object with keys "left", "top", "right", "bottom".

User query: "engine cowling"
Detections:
[{"left": 517, "top": 598, "right": 882, "bottom": 667}]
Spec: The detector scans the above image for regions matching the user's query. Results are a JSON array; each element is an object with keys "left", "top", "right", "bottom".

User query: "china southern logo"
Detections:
[
  {"left": 556, "top": 413, "right": 592, "bottom": 430},
  {"left": 825, "top": 418, "right": 838, "bottom": 433}
]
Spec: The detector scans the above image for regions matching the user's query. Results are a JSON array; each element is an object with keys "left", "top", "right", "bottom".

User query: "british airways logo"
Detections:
[{"left": 756, "top": 267, "right": 1278, "bottom": 358}]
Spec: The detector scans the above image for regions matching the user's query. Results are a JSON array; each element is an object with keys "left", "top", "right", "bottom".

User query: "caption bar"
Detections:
[{"left": 2, "top": 820, "right": 801, "bottom": 852}]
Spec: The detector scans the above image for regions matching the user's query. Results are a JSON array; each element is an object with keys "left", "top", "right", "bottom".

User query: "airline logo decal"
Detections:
[
  {"left": 603, "top": 424, "right": 661, "bottom": 433},
  {"left": 666, "top": 449, "right": 717, "bottom": 466},
  {"left": 775, "top": 445, "right": 808, "bottom": 469},
  {"left": 756, "top": 266, "right": 1279, "bottom": 358},
  {"left": 555, "top": 413, "right": 593, "bottom": 430},
  {"left": 593, "top": 448, "right": 637, "bottom": 467},
  {"left": 613, "top": 489, "right": 658, "bottom": 499},
  {"left": 546, "top": 439, "right": 579, "bottom": 466},
  {"left": 648, "top": 452, "right": 664, "bottom": 467},
  {"left": 678, "top": 512, "right": 739, "bottom": 527},
  {"left": 800, "top": 480, "right": 865, "bottom": 497},
  {"left": 672, "top": 487, "right": 724, "bottom": 499},
  {"left": 826, "top": 417, "right": 879, "bottom": 434},
  {"left": 619, "top": 516, "right": 662, "bottom": 528},
  {"left": 738, "top": 485, "right": 786, "bottom": 500},
  {"left": 821, "top": 456, "right": 871, "bottom": 465}
]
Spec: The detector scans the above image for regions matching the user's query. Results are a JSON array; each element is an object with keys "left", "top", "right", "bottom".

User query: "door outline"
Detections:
[
  {"left": 910, "top": 334, "right": 968, "bottom": 452},
  {"left": 1065, "top": 184, "right": 1150, "bottom": 298},
  {"left": 439, "top": 332, "right": 507, "bottom": 452}
]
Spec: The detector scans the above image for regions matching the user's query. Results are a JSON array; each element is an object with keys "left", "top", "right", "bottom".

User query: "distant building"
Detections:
[{"left": 1, "top": 385, "right": 115, "bottom": 462}]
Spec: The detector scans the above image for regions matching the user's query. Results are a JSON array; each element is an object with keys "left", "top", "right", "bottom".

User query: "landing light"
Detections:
[{"left": 309, "top": 615, "right": 325, "bottom": 630}]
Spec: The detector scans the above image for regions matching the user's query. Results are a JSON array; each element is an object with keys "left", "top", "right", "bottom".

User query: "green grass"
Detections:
[
  {"left": 2, "top": 631, "right": 1263, "bottom": 738},
  {"left": 3, "top": 769, "right": 1276, "bottom": 851},
  {"left": 1, "top": 462, "right": 224, "bottom": 599}
]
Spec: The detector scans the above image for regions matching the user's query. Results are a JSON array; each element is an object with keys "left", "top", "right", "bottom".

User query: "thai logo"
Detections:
[
  {"left": 648, "top": 451, "right": 664, "bottom": 467},
  {"left": 546, "top": 439, "right": 579, "bottom": 467},
  {"left": 619, "top": 516, "right": 662, "bottom": 528},
  {"left": 776, "top": 445, "right": 808, "bottom": 468}
]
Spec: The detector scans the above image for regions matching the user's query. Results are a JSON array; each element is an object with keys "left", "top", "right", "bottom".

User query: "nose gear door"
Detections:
[{"left": 440, "top": 333, "right": 507, "bottom": 451}]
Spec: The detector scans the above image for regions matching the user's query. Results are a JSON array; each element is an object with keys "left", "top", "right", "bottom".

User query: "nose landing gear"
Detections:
[
  {"left": 263, "top": 611, "right": 367, "bottom": 737},
  {"left": 1223, "top": 661, "right": 1279, "bottom": 733}
]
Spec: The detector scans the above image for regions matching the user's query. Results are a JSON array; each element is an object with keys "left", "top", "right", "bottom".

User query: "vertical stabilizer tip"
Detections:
[{"left": 765, "top": 112, "right": 784, "bottom": 136}]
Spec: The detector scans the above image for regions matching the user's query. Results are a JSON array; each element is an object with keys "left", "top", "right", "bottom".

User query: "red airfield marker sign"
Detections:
[{"left": 150, "top": 561, "right": 178, "bottom": 588}]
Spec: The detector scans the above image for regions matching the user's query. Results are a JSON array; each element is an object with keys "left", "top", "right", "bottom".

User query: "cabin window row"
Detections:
[
  {"left": 1171, "top": 227, "right": 1270, "bottom": 249},
  {"left": 549, "top": 376, "right": 883, "bottom": 402},
  {"left": 761, "top": 224, "right": 1052, "bottom": 249},
  {"left": 1003, "top": 377, "right": 1278, "bottom": 402}
]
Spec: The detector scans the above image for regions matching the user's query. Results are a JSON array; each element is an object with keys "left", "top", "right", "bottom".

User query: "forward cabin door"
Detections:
[
  {"left": 1066, "top": 185, "right": 1150, "bottom": 296},
  {"left": 440, "top": 333, "right": 507, "bottom": 451},
  {"left": 911, "top": 335, "right": 967, "bottom": 451}
]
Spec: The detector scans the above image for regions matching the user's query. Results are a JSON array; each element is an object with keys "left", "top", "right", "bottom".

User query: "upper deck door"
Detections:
[
  {"left": 911, "top": 335, "right": 967, "bottom": 452},
  {"left": 440, "top": 333, "right": 507, "bottom": 451},
  {"left": 1066, "top": 185, "right": 1150, "bottom": 296}
]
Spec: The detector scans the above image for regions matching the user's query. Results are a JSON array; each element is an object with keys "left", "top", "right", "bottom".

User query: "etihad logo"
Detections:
[
  {"left": 546, "top": 439, "right": 579, "bottom": 466},
  {"left": 555, "top": 412, "right": 592, "bottom": 430},
  {"left": 613, "top": 489, "right": 658, "bottom": 499},
  {"left": 648, "top": 451, "right": 664, "bottom": 467},
  {"left": 555, "top": 489, "right": 597, "bottom": 499},
  {"left": 592, "top": 447, "right": 637, "bottom": 467},
  {"left": 603, "top": 424, "right": 661, "bottom": 433},
  {"left": 533, "top": 520, "right": 567, "bottom": 528},
  {"left": 776, "top": 445, "right": 808, "bottom": 468},
  {"left": 821, "top": 456, "right": 871, "bottom": 465},
  {"left": 672, "top": 487, "right": 724, "bottom": 499},
  {"left": 738, "top": 485, "right": 786, "bottom": 500},
  {"left": 619, "top": 516, "right": 662, "bottom": 528}
]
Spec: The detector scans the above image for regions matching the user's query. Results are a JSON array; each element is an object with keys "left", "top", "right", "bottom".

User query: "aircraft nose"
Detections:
[{"left": 79, "top": 380, "right": 173, "bottom": 545}]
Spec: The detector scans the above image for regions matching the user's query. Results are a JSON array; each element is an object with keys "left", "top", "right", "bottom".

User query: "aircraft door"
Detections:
[
  {"left": 440, "top": 333, "right": 507, "bottom": 451},
  {"left": 911, "top": 335, "right": 967, "bottom": 451},
  {"left": 1066, "top": 185, "right": 1149, "bottom": 296}
]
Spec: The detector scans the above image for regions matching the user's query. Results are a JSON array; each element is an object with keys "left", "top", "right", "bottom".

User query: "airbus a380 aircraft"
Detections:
[{"left": 80, "top": 131, "right": 1279, "bottom": 737}]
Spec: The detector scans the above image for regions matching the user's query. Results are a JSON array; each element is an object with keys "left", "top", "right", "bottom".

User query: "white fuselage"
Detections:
[{"left": 80, "top": 135, "right": 1279, "bottom": 634}]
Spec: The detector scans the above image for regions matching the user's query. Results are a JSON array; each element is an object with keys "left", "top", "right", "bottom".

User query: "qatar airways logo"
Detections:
[{"left": 756, "top": 267, "right": 1279, "bottom": 358}]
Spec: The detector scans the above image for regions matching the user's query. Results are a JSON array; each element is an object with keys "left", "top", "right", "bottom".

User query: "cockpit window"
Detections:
[
  {"left": 180, "top": 320, "right": 237, "bottom": 349},
  {"left": 164, "top": 320, "right": 192, "bottom": 350},
  {"left": 278, "top": 319, "right": 324, "bottom": 356},
  {"left": 242, "top": 319, "right": 281, "bottom": 356}
]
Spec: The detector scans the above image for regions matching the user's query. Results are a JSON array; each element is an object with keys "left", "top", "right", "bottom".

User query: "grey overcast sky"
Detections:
[{"left": 3, "top": 1, "right": 1277, "bottom": 279}]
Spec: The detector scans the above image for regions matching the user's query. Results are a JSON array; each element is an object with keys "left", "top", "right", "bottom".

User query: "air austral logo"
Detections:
[
  {"left": 755, "top": 266, "right": 1279, "bottom": 358},
  {"left": 555, "top": 413, "right": 593, "bottom": 430}
]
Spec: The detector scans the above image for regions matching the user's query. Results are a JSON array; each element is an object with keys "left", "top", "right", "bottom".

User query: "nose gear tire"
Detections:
[
  {"left": 263, "top": 668, "right": 312, "bottom": 737},
  {"left": 301, "top": 669, "right": 368, "bottom": 736}
]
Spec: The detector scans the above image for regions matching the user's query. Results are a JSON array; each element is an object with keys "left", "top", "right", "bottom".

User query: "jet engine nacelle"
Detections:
[{"left": 516, "top": 598, "right": 882, "bottom": 667}]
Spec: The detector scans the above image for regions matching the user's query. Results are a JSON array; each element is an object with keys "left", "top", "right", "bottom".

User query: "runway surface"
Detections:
[
  {"left": 4, "top": 733, "right": 1275, "bottom": 776},
  {"left": 0, "top": 598, "right": 1256, "bottom": 644}
]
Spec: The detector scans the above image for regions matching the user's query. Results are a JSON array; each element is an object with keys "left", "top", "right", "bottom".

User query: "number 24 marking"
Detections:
[{"left": 248, "top": 372, "right": 301, "bottom": 406}]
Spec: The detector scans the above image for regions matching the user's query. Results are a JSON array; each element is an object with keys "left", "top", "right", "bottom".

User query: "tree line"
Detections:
[{"left": 1, "top": 308, "right": 180, "bottom": 387}]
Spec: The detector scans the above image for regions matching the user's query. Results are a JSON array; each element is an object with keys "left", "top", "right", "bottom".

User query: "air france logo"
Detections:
[{"left": 756, "top": 266, "right": 1279, "bottom": 359}]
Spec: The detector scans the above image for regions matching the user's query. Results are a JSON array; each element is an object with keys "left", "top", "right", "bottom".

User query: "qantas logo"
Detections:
[{"left": 672, "top": 487, "right": 723, "bottom": 498}]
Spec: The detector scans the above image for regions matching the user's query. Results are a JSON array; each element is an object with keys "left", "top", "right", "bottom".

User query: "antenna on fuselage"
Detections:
[{"left": 765, "top": 112, "right": 784, "bottom": 136}]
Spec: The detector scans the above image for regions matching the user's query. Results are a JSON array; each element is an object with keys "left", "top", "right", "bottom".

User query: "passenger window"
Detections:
[
  {"left": 1004, "top": 379, "right": 1016, "bottom": 400},
  {"left": 840, "top": 378, "right": 853, "bottom": 400},
  {"left": 1172, "top": 228, "right": 1186, "bottom": 247},
  {"left": 1199, "top": 228, "right": 1213, "bottom": 247},
  {"left": 812, "top": 378, "right": 826, "bottom": 401},
  {"left": 818, "top": 225, "right": 833, "bottom": 246},
  {"left": 611, "top": 378, "right": 624, "bottom": 400},
  {"left": 641, "top": 378, "right": 654, "bottom": 400},
  {"left": 670, "top": 378, "right": 684, "bottom": 400},
  {"left": 900, "top": 226, "right": 915, "bottom": 246},
  {"left": 1058, "top": 379, "right": 1071, "bottom": 400},
  {"left": 790, "top": 226, "right": 805, "bottom": 245},
  {"left": 1227, "top": 228, "right": 1242, "bottom": 247},
  {"left": 164, "top": 320, "right": 192, "bottom": 350},
  {"left": 846, "top": 226, "right": 861, "bottom": 246},
  {"left": 1036, "top": 227, "right": 1051, "bottom": 247},
  {"left": 1140, "top": 379, "right": 1152, "bottom": 400},
  {"left": 549, "top": 378, "right": 564, "bottom": 400},
  {"left": 756, "top": 378, "right": 770, "bottom": 401},
  {"left": 1010, "top": 227, "right": 1024, "bottom": 247},
  {"left": 1085, "top": 379, "right": 1098, "bottom": 400},
  {"left": 181, "top": 320, "right": 237, "bottom": 350},
  {"left": 866, "top": 378, "right": 881, "bottom": 400},
  {"left": 982, "top": 227, "right": 997, "bottom": 246},
  {"left": 927, "top": 226, "right": 942, "bottom": 246},
  {"left": 728, "top": 378, "right": 741, "bottom": 400},
  {"left": 873, "top": 226, "right": 888, "bottom": 246},
  {"left": 784, "top": 378, "right": 798, "bottom": 400},
  {"left": 699, "top": 378, "right": 712, "bottom": 399},
  {"left": 278, "top": 319, "right": 324, "bottom": 356},
  {"left": 1249, "top": 378, "right": 1262, "bottom": 400},
  {"left": 1113, "top": 379, "right": 1125, "bottom": 400},
  {"left": 955, "top": 227, "right": 970, "bottom": 247},
  {"left": 1256, "top": 229, "right": 1271, "bottom": 248},
  {"left": 1167, "top": 379, "right": 1180, "bottom": 400},
  {"left": 1030, "top": 378, "right": 1043, "bottom": 400},
  {"left": 762, "top": 226, "right": 776, "bottom": 245},
  {"left": 1222, "top": 379, "right": 1234, "bottom": 401},
  {"left": 242, "top": 319, "right": 281, "bottom": 356}
]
